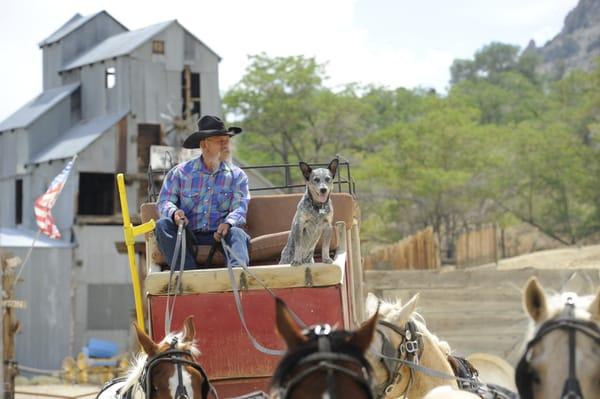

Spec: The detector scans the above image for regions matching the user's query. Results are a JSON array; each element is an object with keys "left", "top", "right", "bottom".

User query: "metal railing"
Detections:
[{"left": 146, "top": 155, "right": 357, "bottom": 201}]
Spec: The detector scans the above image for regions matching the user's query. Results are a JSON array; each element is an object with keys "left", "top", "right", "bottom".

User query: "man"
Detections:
[{"left": 155, "top": 115, "right": 250, "bottom": 269}]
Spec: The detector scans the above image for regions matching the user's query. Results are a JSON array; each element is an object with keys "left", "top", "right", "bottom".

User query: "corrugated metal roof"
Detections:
[
  {"left": 61, "top": 20, "right": 174, "bottom": 71},
  {"left": 29, "top": 110, "right": 129, "bottom": 165},
  {"left": 0, "top": 227, "right": 74, "bottom": 248},
  {"left": 39, "top": 13, "right": 88, "bottom": 47},
  {"left": 38, "top": 11, "right": 128, "bottom": 47},
  {"left": 0, "top": 83, "right": 80, "bottom": 132}
]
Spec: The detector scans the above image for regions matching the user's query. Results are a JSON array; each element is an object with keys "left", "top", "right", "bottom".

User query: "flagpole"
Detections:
[{"left": 11, "top": 229, "right": 42, "bottom": 290}]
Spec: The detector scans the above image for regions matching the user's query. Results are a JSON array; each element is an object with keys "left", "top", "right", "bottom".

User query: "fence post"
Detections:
[{"left": 1, "top": 255, "right": 19, "bottom": 399}]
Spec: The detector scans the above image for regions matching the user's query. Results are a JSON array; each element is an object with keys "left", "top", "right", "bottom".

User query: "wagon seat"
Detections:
[{"left": 140, "top": 193, "right": 355, "bottom": 269}]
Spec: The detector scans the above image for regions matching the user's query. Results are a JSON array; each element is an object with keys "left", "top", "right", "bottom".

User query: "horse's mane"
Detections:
[
  {"left": 119, "top": 330, "right": 201, "bottom": 397},
  {"left": 376, "top": 296, "right": 453, "bottom": 357}
]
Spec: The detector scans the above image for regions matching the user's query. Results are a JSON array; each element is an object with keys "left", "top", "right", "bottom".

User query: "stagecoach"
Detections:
[{"left": 117, "top": 158, "right": 365, "bottom": 397}]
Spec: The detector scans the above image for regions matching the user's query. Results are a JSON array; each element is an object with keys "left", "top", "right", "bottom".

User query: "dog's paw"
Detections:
[
  {"left": 322, "top": 257, "right": 333, "bottom": 264},
  {"left": 291, "top": 260, "right": 303, "bottom": 266}
]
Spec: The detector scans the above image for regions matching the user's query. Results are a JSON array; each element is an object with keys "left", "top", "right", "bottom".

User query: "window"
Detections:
[
  {"left": 105, "top": 67, "right": 116, "bottom": 89},
  {"left": 15, "top": 179, "right": 22, "bottom": 224},
  {"left": 78, "top": 173, "right": 115, "bottom": 215},
  {"left": 87, "top": 284, "right": 135, "bottom": 329},
  {"left": 181, "top": 67, "right": 201, "bottom": 117},
  {"left": 152, "top": 40, "right": 165, "bottom": 55},
  {"left": 70, "top": 88, "right": 81, "bottom": 121}
]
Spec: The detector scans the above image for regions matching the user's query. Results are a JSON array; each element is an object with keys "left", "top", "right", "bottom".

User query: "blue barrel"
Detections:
[{"left": 86, "top": 338, "right": 118, "bottom": 358}]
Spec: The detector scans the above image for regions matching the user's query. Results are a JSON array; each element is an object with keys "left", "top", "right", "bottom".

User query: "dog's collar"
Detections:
[{"left": 308, "top": 191, "right": 330, "bottom": 213}]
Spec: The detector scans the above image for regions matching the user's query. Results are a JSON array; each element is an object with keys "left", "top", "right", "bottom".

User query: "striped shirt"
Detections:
[{"left": 157, "top": 156, "right": 250, "bottom": 232}]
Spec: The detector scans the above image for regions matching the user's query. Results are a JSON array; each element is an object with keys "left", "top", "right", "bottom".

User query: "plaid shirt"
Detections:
[{"left": 157, "top": 156, "right": 250, "bottom": 232}]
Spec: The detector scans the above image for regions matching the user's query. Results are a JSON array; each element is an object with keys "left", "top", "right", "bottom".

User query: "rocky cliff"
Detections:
[{"left": 526, "top": 0, "right": 600, "bottom": 78}]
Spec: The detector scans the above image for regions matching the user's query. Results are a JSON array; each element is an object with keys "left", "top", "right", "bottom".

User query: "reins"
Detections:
[
  {"left": 221, "top": 240, "right": 307, "bottom": 356},
  {"left": 164, "top": 220, "right": 187, "bottom": 334}
]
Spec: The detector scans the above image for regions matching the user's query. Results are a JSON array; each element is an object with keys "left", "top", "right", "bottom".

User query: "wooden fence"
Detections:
[
  {"left": 455, "top": 225, "right": 498, "bottom": 267},
  {"left": 363, "top": 227, "right": 440, "bottom": 270},
  {"left": 364, "top": 267, "right": 600, "bottom": 364},
  {"left": 455, "top": 224, "right": 565, "bottom": 268}
]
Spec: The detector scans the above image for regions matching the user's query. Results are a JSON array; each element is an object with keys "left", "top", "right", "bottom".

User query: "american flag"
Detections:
[{"left": 34, "top": 157, "right": 76, "bottom": 239}]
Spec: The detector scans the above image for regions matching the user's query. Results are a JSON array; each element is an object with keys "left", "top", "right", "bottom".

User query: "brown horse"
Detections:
[
  {"left": 270, "top": 298, "right": 378, "bottom": 399},
  {"left": 97, "top": 316, "right": 214, "bottom": 399},
  {"left": 516, "top": 277, "right": 600, "bottom": 399}
]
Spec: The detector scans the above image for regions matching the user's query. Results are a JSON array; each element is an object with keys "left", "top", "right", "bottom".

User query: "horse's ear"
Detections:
[
  {"left": 365, "top": 292, "right": 379, "bottom": 318},
  {"left": 348, "top": 309, "right": 378, "bottom": 353},
  {"left": 588, "top": 288, "right": 600, "bottom": 322},
  {"left": 134, "top": 322, "right": 158, "bottom": 356},
  {"left": 391, "top": 293, "right": 419, "bottom": 324},
  {"left": 275, "top": 297, "right": 307, "bottom": 349},
  {"left": 523, "top": 277, "right": 549, "bottom": 323},
  {"left": 182, "top": 315, "right": 195, "bottom": 342},
  {"left": 299, "top": 162, "right": 312, "bottom": 181}
]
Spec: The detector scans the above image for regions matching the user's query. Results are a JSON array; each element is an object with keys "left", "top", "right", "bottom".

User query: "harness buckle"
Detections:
[
  {"left": 384, "top": 384, "right": 396, "bottom": 395},
  {"left": 404, "top": 340, "right": 419, "bottom": 354},
  {"left": 314, "top": 324, "right": 332, "bottom": 336}
]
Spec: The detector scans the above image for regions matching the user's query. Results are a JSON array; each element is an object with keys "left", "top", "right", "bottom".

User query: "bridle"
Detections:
[
  {"left": 273, "top": 324, "right": 375, "bottom": 399},
  {"left": 373, "top": 319, "right": 518, "bottom": 399},
  {"left": 373, "top": 319, "right": 423, "bottom": 398},
  {"left": 515, "top": 296, "right": 600, "bottom": 399},
  {"left": 139, "top": 337, "right": 215, "bottom": 399}
]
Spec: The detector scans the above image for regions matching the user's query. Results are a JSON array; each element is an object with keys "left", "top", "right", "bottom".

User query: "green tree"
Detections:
[
  {"left": 491, "top": 121, "right": 595, "bottom": 243},
  {"left": 450, "top": 42, "right": 521, "bottom": 84},
  {"left": 356, "top": 95, "right": 498, "bottom": 248}
]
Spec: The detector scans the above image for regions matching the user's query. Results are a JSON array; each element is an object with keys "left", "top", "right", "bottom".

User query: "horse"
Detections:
[
  {"left": 97, "top": 316, "right": 214, "bottom": 399},
  {"left": 466, "top": 352, "right": 516, "bottom": 393},
  {"left": 365, "top": 293, "right": 519, "bottom": 399},
  {"left": 516, "top": 276, "right": 600, "bottom": 399},
  {"left": 364, "top": 292, "right": 460, "bottom": 398},
  {"left": 269, "top": 297, "right": 378, "bottom": 398}
]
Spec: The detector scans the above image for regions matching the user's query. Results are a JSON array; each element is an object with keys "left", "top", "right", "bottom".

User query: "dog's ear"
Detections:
[
  {"left": 328, "top": 159, "right": 339, "bottom": 178},
  {"left": 299, "top": 162, "right": 312, "bottom": 181}
]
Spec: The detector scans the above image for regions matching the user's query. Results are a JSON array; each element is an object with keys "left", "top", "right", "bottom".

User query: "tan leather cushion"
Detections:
[
  {"left": 142, "top": 192, "right": 352, "bottom": 267},
  {"left": 245, "top": 193, "right": 354, "bottom": 237},
  {"left": 151, "top": 242, "right": 227, "bottom": 267}
]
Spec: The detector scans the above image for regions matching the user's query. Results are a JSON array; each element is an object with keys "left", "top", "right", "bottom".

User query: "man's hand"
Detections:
[
  {"left": 173, "top": 209, "right": 189, "bottom": 226},
  {"left": 214, "top": 223, "right": 231, "bottom": 242}
]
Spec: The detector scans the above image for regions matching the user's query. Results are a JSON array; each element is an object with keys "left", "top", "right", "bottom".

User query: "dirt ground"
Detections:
[
  {"left": 482, "top": 244, "right": 600, "bottom": 270},
  {"left": 15, "top": 384, "right": 101, "bottom": 399}
]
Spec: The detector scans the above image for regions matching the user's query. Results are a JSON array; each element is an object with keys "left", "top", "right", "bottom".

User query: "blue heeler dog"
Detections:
[{"left": 280, "top": 159, "right": 339, "bottom": 266}]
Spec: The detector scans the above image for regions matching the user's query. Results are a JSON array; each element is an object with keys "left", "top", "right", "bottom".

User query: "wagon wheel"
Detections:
[
  {"left": 61, "top": 356, "right": 76, "bottom": 383},
  {"left": 76, "top": 352, "right": 89, "bottom": 384}
]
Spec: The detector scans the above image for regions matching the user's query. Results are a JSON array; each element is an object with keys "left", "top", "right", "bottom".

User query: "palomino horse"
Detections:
[
  {"left": 466, "top": 353, "right": 516, "bottom": 393},
  {"left": 364, "top": 292, "right": 459, "bottom": 398},
  {"left": 516, "top": 276, "right": 600, "bottom": 399},
  {"left": 270, "top": 297, "right": 378, "bottom": 398},
  {"left": 365, "top": 293, "right": 518, "bottom": 399},
  {"left": 97, "top": 316, "right": 214, "bottom": 399}
]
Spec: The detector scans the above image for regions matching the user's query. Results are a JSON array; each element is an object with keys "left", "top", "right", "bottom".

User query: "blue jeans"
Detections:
[{"left": 155, "top": 217, "right": 250, "bottom": 270}]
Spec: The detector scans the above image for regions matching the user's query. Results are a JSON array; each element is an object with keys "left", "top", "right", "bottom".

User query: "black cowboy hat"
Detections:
[{"left": 183, "top": 115, "right": 242, "bottom": 149}]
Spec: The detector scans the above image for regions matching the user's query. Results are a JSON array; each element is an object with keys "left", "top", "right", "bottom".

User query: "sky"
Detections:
[{"left": 0, "top": 0, "right": 579, "bottom": 122}]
